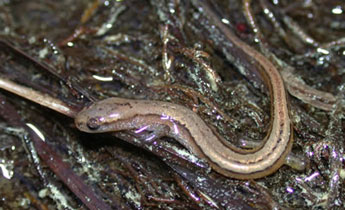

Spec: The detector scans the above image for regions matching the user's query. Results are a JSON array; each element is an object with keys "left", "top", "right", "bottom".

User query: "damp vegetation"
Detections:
[{"left": 0, "top": 0, "right": 344, "bottom": 209}]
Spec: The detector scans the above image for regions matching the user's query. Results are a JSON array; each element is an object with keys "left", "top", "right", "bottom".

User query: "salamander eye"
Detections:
[{"left": 87, "top": 117, "right": 101, "bottom": 130}]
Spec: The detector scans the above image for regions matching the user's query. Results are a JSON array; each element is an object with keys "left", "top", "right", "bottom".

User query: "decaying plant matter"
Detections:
[{"left": 0, "top": 0, "right": 344, "bottom": 209}]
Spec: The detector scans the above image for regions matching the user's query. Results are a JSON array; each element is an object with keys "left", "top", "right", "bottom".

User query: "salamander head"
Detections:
[{"left": 74, "top": 98, "right": 135, "bottom": 133}]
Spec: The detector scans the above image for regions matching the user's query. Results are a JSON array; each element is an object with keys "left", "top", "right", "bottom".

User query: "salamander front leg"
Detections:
[{"left": 134, "top": 124, "right": 171, "bottom": 142}]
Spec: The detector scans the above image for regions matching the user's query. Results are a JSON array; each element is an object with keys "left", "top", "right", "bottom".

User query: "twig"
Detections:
[{"left": 0, "top": 77, "right": 77, "bottom": 117}]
